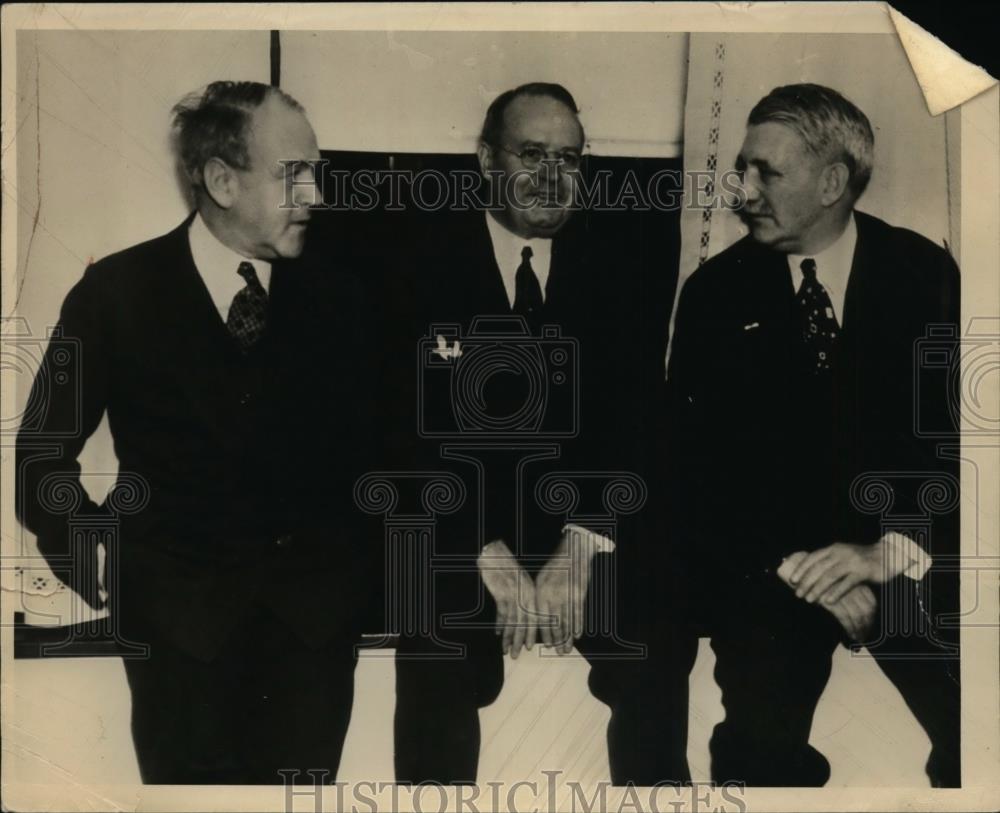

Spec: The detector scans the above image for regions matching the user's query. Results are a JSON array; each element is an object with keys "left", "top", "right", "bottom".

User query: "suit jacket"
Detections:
[
  {"left": 15, "top": 215, "right": 377, "bottom": 659},
  {"left": 375, "top": 207, "right": 674, "bottom": 579},
  {"left": 667, "top": 211, "right": 960, "bottom": 588}
]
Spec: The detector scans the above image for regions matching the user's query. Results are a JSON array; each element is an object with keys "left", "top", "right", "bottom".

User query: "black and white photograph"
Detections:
[{"left": 1, "top": 3, "right": 998, "bottom": 812}]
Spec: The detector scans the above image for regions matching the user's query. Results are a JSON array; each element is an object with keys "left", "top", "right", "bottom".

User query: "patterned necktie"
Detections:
[
  {"left": 513, "top": 246, "right": 543, "bottom": 331},
  {"left": 227, "top": 261, "right": 268, "bottom": 351},
  {"left": 796, "top": 258, "right": 839, "bottom": 373}
]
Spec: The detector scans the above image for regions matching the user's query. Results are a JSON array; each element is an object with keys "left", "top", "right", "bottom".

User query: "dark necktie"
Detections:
[
  {"left": 796, "top": 258, "right": 839, "bottom": 373},
  {"left": 512, "top": 246, "right": 543, "bottom": 331},
  {"left": 227, "top": 261, "right": 268, "bottom": 351}
]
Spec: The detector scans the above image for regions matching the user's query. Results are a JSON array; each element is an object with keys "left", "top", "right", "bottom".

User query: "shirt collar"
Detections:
[
  {"left": 787, "top": 212, "right": 857, "bottom": 322},
  {"left": 484, "top": 212, "right": 552, "bottom": 307},
  {"left": 188, "top": 212, "right": 271, "bottom": 293}
]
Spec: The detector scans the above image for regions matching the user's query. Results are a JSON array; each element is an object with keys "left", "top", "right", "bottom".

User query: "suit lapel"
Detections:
[
  {"left": 842, "top": 211, "right": 878, "bottom": 335},
  {"left": 544, "top": 233, "right": 573, "bottom": 312},
  {"left": 476, "top": 215, "right": 515, "bottom": 315},
  {"left": 448, "top": 213, "right": 512, "bottom": 318},
  {"left": 753, "top": 243, "right": 798, "bottom": 328},
  {"left": 719, "top": 244, "right": 798, "bottom": 395},
  {"left": 146, "top": 216, "right": 247, "bottom": 444}
]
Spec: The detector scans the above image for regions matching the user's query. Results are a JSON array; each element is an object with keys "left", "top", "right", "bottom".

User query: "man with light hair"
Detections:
[
  {"left": 668, "top": 83, "right": 960, "bottom": 786},
  {"left": 16, "top": 81, "right": 372, "bottom": 783}
]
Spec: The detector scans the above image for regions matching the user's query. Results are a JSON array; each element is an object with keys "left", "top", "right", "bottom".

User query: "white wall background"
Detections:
[
  {"left": 281, "top": 31, "right": 687, "bottom": 156},
  {"left": 10, "top": 28, "right": 689, "bottom": 626},
  {"left": 678, "top": 33, "right": 960, "bottom": 281},
  {"left": 4, "top": 28, "right": 937, "bottom": 799},
  {"left": 10, "top": 29, "right": 270, "bottom": 625}
]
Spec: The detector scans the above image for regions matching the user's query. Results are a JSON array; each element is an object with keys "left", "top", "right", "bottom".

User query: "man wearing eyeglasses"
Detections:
[
  {"left": 387, "top": 82, "right": 691, "bottom": 786},
  {"left": 476, "top": 85, "right": 583, "bottom": 245}
]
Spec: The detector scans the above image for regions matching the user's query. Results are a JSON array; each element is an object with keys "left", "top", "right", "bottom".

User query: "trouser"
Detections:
[
  {"left": 704, "top": 571, "right": 961, "bottom": 787},
  {"left": 870, "top": 651, "right": 960, "bottom": 786},
  {"left": 703, "top": 574, "right": 842, "bottom": 787},
  {"left": 866, "top": 575, "right": 961, "bottom": 787},
  {"left": 393, "top": 555, "right": 695, "bottom": 786},
  {"left": 121, "top": 600, "right": 358, "bottom": 784}
]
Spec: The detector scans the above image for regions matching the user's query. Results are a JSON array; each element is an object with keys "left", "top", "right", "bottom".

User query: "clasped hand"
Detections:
[
  {"left": 778, "top": 540, "right": 906, "bottom": 642},
  {"left": 477, "top": 529, "right": 597, "bottom": 658}
]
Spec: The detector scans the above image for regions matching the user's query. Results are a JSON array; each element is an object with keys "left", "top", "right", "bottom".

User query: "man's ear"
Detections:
[
  {"left": 819, "top": 162, "right": 850, "bottom": 207},
  {"left": 477, "top": 141, "right": 494, "bottom": 178},
  {"left": 202, "top": 157, "right": 237, "bottom": 209}
]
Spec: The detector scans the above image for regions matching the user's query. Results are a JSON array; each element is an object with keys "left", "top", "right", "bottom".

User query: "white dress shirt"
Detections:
[
  {"left": 188, "top": 213, "right": 271, "bottom": 323},
  {"left": 480, "top": 214, "right": 613, "bottom": 557},
  {"left": 787, "top": 212, "right": 857, "bottom": 325},
  {"left": 788, "top": 212, "right": 929, "bottom": 580},
  {"left": 484, "top": 212, "right": 553, "bottom": 308}
]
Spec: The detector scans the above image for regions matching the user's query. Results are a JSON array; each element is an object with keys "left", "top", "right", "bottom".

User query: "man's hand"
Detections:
[
  {"left": 786, "top": 540, "right": 903, "bottom": 605},
  {"left": 535, "top": 527, "right": 599, "bottom": 655},
  {"left": 477, "top": 539, "right": 537, "bottom": 659},
  {"left": 777, "top": 553, "right": 877, "bottom": 642},
  {"left": 822, "top": 583, "right": 878, "bottom": 643}
]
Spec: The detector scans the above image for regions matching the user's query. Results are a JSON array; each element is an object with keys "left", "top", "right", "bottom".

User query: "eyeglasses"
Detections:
[{"left": 499, "top": 145, "right": 583, "bottom": 172}]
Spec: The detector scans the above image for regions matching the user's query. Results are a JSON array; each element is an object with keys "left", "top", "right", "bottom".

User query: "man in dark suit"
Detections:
[
  {"left": 667, "top": 83, "right": 960, "bottom": 786},
  {"left": 15, "top": 81, "right": 373, "bottom": 784},
  {"left": 386, "top": 82, "right": 692, "bottom": 785}
]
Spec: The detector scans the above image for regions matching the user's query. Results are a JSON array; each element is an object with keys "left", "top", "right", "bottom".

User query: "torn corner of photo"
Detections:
[{"left": 888, "top": 4, "right": 998, "bottom": 116}]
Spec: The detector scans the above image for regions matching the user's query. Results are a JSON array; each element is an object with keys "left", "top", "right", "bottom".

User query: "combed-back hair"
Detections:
[
  {"left": 480, "top": 82, "right": 582, "bottom": 148},
  {"left": 749, "top": 83, "right": 875, "bottom": 198},
  {"left": 172, "top": 81, "right": 304, "bottom": 189}
]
